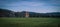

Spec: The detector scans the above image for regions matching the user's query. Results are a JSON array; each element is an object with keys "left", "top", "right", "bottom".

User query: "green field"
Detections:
[{"left": 0, "top": 17, "right": 60, "bottom": 27}]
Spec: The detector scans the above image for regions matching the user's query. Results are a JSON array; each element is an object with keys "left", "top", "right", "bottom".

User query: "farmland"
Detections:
[{"left": 0, "top": 17, "right": 60, "bottom": 27}]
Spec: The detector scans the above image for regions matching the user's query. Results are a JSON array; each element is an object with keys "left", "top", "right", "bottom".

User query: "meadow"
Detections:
[{"left": 0, "top": 17, "right": 60, "bottom": 27}]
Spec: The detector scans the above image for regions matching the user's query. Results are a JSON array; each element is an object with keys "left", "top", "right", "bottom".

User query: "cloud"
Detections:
[
  {"left": 21, "top": 2, "right": 46, "bottom": 6},
  {"left": 5, "top": 1, "right": 47, "bottom": 7},
  {"left": 0, "top": 0, "right": 60, "bottom": 13}
]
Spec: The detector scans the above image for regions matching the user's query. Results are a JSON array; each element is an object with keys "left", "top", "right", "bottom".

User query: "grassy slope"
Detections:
[{"left": 0, "top": 17, "right": 60, "bottom": 27}]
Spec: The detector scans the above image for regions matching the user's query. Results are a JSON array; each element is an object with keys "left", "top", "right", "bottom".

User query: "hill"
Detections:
[{"left": 0, "top": 8, "right": 60, "bottom": 18}]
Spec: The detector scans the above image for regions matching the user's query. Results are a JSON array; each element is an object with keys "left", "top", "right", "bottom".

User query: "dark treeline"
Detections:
[{"left": 0, "top": 8, "right": 60, "bottom": 18}]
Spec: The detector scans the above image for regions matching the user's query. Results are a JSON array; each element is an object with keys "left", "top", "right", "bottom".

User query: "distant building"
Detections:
[{"left": 25, "top": 11, "right": 29, "bottom": 18}]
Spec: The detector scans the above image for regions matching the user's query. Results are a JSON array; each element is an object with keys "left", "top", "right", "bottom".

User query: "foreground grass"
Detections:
[{"left": 0, "top": 17, "right": 60, "bottom": 27}]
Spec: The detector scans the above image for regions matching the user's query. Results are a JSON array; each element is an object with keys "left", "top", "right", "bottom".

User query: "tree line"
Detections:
[{"left": 0, "top": 8, "right": 60, "bottom": 18}]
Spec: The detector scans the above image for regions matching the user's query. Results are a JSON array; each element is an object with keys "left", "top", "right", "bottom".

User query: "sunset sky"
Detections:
[{"left": 0, "top": 0, "right": 60, "bottom": 13}]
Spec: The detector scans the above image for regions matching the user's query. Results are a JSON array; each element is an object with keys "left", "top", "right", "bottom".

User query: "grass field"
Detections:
[{"left": 0, "top": 17, "right": 60, "bottom": 27}]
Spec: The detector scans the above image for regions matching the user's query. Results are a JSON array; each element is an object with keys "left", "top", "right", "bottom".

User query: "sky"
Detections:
[{"left": 0, "top": 0, "right": 60, "bottom": 13}]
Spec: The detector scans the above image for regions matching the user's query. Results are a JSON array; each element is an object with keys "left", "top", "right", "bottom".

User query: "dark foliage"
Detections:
[
  {"left": 0, "top": 8, "right": 15, "bottom": 17},
  {"left": 0, "top": 8, "right": 60, "bottom": 18}
]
